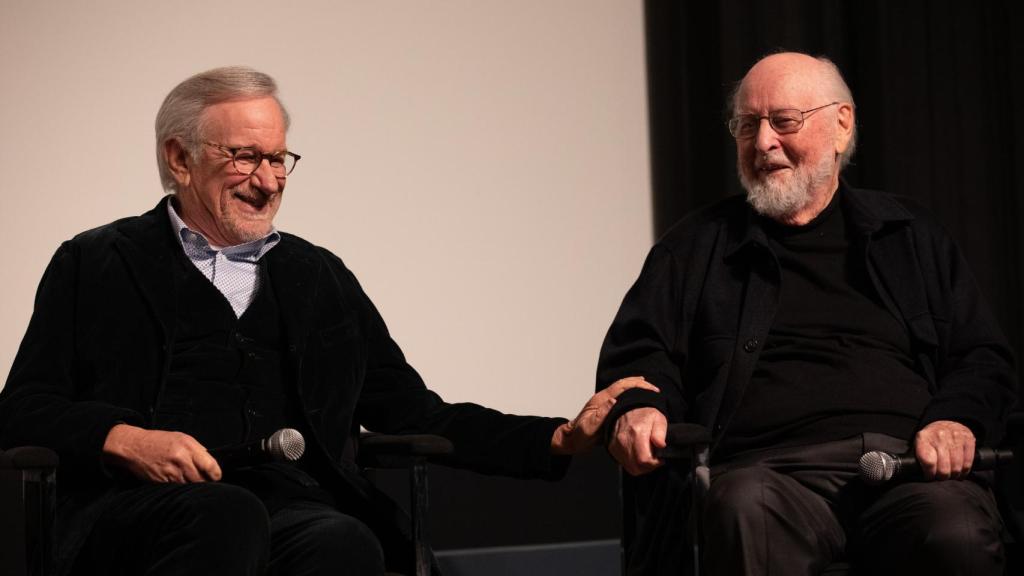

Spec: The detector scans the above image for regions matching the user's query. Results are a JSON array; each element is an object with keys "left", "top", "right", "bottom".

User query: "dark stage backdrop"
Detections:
[{"left": 645, "top": 0, "right": 1024, "bottom": 396}]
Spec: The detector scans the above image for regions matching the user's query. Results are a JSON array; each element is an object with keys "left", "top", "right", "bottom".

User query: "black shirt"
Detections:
[{"left": 718, "top": 191, "right": 932, "bottom": 457}]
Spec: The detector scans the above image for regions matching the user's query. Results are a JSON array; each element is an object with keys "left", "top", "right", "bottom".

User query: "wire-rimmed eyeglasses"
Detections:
[{"left": 727, "top": 102, "right": 840, "bottom": 139}]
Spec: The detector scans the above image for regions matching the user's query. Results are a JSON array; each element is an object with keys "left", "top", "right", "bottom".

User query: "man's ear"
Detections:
[
  {"left": 164, "top": 138, "right": 192, "bottom": 189},
  {"left": 834, "top": 103, "right": 855, "bottom": 156}
]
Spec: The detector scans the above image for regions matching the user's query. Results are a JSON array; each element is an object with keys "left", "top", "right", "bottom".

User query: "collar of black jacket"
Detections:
[
  {"left": 725, "top": 180, "right": 916, "bottom": 260},
  {"left": 111, "top": 195, "right": 322, "bottom": 355}
]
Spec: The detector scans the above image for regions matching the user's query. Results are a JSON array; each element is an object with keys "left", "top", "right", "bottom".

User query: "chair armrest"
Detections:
[
  {"left": 358, "top": 434, "right": 452, "bottom": 576},
  {"left": 0, "top": 447, "right": 59, "bottom": 471},
  {"left": 357, "top": 433, "right": 454, "bottom": 469},
  {"left": 655, "top": 423, "right": 711, "bottom": 460},
  {"left": 654, "top": 423, "right": 712, "bottom": 495}
]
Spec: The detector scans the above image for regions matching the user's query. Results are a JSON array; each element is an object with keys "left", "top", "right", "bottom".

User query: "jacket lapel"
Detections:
[
  {"left": 714, "top": 217, "right": 781, "bottom": 443},
  {"left": 867, "top": 230, "right": 939, "bottom": 349},
  {"left": 266, "top": 236, "right": 322, "bottom": 359},
  {"left": 112, "top": 197, "right": 179, "bottom": 341},
  {"left": 842, "top": 185, "right": 938, "bottom": 349},
  {"left": 113, "top": 198, "right": 324, "bottom": 367}
]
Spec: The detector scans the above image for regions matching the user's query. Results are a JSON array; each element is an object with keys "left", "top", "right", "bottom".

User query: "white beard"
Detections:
[{"left": 740, "top": 151, "right": 836, "bottom": 221}]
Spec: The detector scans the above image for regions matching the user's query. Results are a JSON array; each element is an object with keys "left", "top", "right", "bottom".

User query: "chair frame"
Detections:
[
  {"left": 354, "top": 433, "right": 454, "bottom": 576},
  {"left": 1, "top": 435, "right": 452, "bottom": 576},
  {"left": 0, "top": 446, "right": 58, "bottom": 576}
]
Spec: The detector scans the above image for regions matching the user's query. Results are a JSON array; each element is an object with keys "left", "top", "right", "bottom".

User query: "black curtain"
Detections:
[{"left": 645, "top": 0, "right": 1024, "bottom": 389}]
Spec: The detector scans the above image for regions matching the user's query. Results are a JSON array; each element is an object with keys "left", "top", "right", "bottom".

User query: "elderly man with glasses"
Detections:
[
  {"left": 599, "top": 52, "right": 1015, "bottom": 575},
  {"left": 0, "top": 66, "right": 653, "bottom": 576}
]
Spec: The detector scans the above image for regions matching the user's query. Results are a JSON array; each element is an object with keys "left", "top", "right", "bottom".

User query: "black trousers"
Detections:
[
  {"left": 703, "top": 433, "right": 1004, "bottom": 575},
  {"left": 70, "top": 482, "right": 386, "bottom": 576}
]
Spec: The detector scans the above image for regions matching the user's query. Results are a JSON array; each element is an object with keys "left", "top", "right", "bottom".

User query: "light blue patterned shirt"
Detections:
[{"left": 166, "top": 199, "right": 280, "bottom": 318}]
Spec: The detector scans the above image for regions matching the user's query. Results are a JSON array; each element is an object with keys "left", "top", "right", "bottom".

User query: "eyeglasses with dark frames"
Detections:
[
  {"left": 727, "top": 102, "right": 840, "bottom": 139},
  {"left": 204, "top": 142, "right": 301, "bottom": 176}
]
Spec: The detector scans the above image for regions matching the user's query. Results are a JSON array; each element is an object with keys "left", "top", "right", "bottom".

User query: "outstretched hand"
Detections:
[
  {"left": 550, "top": 377, "right": 659, "bottom": 455},
  {"left": 102, "top": 423, "right": 222, "bottom": 483}
]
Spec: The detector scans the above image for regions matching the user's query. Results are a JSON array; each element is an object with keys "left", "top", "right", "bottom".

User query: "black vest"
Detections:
[
  {"left": 155, "top": 251, "right": 295, "bottom": 449},
  {"left": 156, "top": 250, "right": 335, "bottom": 509}
]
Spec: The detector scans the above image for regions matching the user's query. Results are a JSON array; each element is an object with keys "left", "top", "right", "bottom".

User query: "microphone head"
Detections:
[
  {"left": 859, "top": 450, "right": 898, "bottom": 485},
  {"left": 266, "top": 428, "right": 305, "bottom": 462}
]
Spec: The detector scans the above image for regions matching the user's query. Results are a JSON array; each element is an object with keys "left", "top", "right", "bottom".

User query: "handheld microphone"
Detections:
[
  {"left": 209, "top": 428, "right": 305, "bottom": 469},
  {"left": 858, "top": 447, "right": 1013, "bottom": 485}
]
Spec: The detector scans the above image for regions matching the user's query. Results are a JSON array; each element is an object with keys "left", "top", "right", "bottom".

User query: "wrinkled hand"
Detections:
[
  {"left": 914, "top": 420, "right": 976, "bottom": 480},
  {"left": 609, "top": 406, "right": 668, "bottom": 476},
  {"left": 550, "top": 377, "right": 660, "bottom": 455},
  {"left": 102, "top": 424, "right": 222, "bottom": 483}
]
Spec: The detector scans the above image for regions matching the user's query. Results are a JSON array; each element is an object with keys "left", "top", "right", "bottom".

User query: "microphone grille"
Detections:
[
  {"left": 267, "top": 428, "right": 306, "bottom": 462},
  {"left": 858, "top": 450, "right": 896, "bottom": 485}
]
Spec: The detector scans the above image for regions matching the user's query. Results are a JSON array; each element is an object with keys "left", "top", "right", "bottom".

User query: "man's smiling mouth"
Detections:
[
  {"left": 233, "top": 190, "right": 270, "bottom": 210},
  {"left": 759, "top": 162, "right": 791, "bottom": 173}
]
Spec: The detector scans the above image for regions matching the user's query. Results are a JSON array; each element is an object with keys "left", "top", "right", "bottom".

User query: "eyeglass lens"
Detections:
[
  {"left": 233, "top": 149, "right": 297, "bottom": 176},
  {"left": 730, "top": 110, "right": 803, "bottom": 138}
]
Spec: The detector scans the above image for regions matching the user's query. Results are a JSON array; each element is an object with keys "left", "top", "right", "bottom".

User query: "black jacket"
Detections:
[
  {"left": 598, "top": 184, "right": 1017, "bottom": 574},
  {"left": 0, "top": 197, "right": 566, "bottom": 573}
]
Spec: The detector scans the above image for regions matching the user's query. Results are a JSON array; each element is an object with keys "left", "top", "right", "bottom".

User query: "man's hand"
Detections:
[
  {"left": 609, "top": 406, "right": 668, "bottom": 476},
  {"left": 550, "top": 377, "right": 660, "bottom": 455},
  {"left": 914, "top": 420, "right": 976, "bottom": 480},
  {"left": 102, "top": 424, "right": 222, "bottom": 483}
]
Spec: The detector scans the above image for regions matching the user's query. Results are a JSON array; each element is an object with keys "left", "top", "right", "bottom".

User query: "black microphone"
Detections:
[
  {"left": 209, "top": 428, "right": 306, "bottom": 469},
  {"left": 858, "top": 448, "right": 1013, "bottom": 485}
]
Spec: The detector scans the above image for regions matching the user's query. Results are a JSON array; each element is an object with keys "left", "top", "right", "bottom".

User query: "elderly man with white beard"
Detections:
[{"left": 597, "top": 52, "right": 1016, "bottom": 575}]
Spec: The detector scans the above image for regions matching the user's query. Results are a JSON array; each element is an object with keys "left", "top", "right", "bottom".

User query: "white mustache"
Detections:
[{"left": 755, "top": 154, "right": 792, "bottom": 171}]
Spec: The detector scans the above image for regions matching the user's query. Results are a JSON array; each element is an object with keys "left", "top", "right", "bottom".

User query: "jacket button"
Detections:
[{"left": 743, "top": 337, "right": 759, "bottom": 352}]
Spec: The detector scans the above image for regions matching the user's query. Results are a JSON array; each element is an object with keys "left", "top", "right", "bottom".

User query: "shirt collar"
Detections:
[{"left": 166, "top": 196, "right": 280, "bottom": 262}]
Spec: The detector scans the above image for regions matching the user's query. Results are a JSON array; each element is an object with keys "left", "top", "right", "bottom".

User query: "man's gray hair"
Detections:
[
  {"left": 728, "top": 54, "right": 857, "bottom": 170},
  {"left": 155, "top": 66, "right": 290, "bottom": 193}
]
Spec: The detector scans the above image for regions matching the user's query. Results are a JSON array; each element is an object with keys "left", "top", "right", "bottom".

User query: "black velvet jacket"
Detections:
[
  {"left": 598, "top": 184, "right": 1017, "bottom": 575},
  {"left": 0, "top": 197, "right": 566, "bottom": 573}
]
